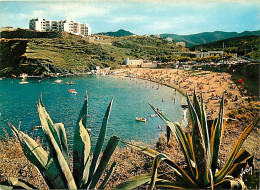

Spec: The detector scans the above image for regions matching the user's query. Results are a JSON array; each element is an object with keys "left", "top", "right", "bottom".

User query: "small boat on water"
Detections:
[
  {"left": 136, "top": 117, "right": 146, "bottom": 122},
  {"left": 150, "top": 114, "right": 158, "bottom": 117},
  {"left": 181, "top": 105, "right": 188, "bottom": 108},
  {"left": 33, "top": 125, "right": 41, "bottom": 131},
  {"left": 54, "top": 79, "right": 63, "bottom": 83},
  {"left": 67, "top": 89, "right": 77, "bottom": 94},
  {"left": 19, "top": 79, "right": 29, "bottom": 84},
  {"left": 66, "top": 81, "right": 74, "bottom": 85}
]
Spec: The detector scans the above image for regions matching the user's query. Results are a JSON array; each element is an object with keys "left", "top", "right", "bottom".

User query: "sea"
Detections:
[{"left": 0, "top": 75, "right": 188, "bottom": 147}]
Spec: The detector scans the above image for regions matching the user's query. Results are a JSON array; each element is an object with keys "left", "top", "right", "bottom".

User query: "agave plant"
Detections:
[
  {"left": 0, "top": 91, "right": 119, "bottom": 189},
  {"left": 119, "top": 91, "right": 259, "bottom": 189}
]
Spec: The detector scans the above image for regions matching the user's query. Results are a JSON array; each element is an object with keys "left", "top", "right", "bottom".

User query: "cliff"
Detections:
[{"left": 0, "top": 29, "right": 184, "bottom": 77}]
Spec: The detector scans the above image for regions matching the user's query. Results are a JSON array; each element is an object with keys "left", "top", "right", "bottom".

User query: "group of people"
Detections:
[{"left": 119, "top": 68, "right": 245, "bottom": 118}]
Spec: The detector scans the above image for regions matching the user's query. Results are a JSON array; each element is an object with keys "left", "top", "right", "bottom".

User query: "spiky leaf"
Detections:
[
  {"left": 8, "top": 123, "right": 67, "bottom": 189},
  {"left": 89, "top": 136, "right": 120, "bottom": 189},
  {"left": 215, "top": 117, "right": 259, "bottom": 182},
  {"left": 37, "top": 103, "right": 77, "bottom": 189},
  {"left": 73, "top": 91, "right": 90, "bottom": 187},
  {"left": 87, "top": 98, "right": 113, "bottom": 187}
]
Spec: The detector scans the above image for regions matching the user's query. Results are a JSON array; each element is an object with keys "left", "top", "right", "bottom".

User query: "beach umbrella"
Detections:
[{"left": 238, "top": 79, "right": 243, "bottom": 83}]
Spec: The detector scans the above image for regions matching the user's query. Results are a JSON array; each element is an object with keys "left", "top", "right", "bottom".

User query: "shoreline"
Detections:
[{"left": 113, "top": 68, "right": 253, "bottom": 118}]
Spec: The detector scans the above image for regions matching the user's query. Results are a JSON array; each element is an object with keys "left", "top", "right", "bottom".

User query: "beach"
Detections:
[{"left": 114, "top": 68, "right": 246, "bottom": 118}]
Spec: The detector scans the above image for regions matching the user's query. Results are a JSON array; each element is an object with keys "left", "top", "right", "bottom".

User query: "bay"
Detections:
[{"left": 0, "top": 75, "right": 187, "bottom": 147}]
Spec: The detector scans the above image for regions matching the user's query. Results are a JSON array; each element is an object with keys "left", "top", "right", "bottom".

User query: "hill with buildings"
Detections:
[
  {"left": 194, "top": 35, "right": 260, "bottom": 60},
  {"left": 160, "top": 30, "right": 260, "bottom": 48},
  {"left": 0, "top": 29, "right": 185, "bottom": 77},
  {"left": 96, "top": 29, "right": 135, "bottom": 37}
]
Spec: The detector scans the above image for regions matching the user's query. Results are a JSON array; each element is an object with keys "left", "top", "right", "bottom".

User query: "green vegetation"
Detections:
[
  {"left": 112, "top": 36, "right": 187, "bottom": 61},
  {"left": 96, "top": 29, "right": 135, "bottom": 37},
  {"left": 193, "top": 52, "right": 233, "bottom": 63},
  {"left": 161, "top": 30, "right": 260, "bottom": 48},
  {"left": 0, "top": 92, "right": 120, "bottom": 189},
  {"left": 194, "top": 35, "right": 260, "bottom": 60},
  {"left": 0, "top": 29, "right": 186, "bottom": 77},
  {"left": 120, "top": 91, "right": 259, "bottom": 189}
]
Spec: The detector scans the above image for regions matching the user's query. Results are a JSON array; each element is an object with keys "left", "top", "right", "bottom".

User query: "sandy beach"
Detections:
[{"left": 114, "top": 68, "right": 247, "bottom": 118}]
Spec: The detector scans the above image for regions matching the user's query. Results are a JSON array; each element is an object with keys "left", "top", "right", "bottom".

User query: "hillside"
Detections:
[
  {"left": 96, "top": 29, "right": 135, "bottom": 37},
  {"left": 194, "top": 35, "right": 260, "bottom": 60},
  {"left": 0, "top": 29, "right": 185, "bottom": 77},
  {"left": 160, "top": 30, "right": 260, "bottom": 48}
]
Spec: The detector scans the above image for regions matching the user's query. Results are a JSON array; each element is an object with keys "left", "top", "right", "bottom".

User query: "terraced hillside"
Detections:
[{"left": 0, "top": 29, "right": 186, "bottom": 77}]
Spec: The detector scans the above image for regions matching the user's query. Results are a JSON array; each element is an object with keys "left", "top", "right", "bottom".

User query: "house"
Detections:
[
  {"left": 195, "top": 51, "right": 223, "bottom": 58},
  {"left": 124, "top": 58, "right": 157, "bottom": 68},
  {"left": 176, "top": 42, "right": 186, "bottom": 47},
  {"left": 165, "top": 37, "right": 173, "bottom": 42},
  {"left": 1, "top": 26, "right": 14, "bottom": 31}
]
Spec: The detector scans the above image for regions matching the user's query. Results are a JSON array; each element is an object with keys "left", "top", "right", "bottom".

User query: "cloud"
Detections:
[
  {"left": 109, "top": 16, "right": 146, "bottom": 23},
  {"left": 45, "top": 2, "right": 111, "bottom": 19}
]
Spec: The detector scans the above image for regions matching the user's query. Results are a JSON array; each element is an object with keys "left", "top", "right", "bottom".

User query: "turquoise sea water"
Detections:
[{"left": 0, "top": 76, "right": 187, "bottom": 147}]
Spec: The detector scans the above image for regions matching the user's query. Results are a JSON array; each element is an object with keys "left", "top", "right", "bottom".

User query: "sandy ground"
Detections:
[{"left": 113, "top": 68, "right": 246, "bottom": 118}]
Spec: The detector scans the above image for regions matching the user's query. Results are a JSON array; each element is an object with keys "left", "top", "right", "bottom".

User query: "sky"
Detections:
[{"left": 0, "top": 0, "right": 260, "bottom": 35}]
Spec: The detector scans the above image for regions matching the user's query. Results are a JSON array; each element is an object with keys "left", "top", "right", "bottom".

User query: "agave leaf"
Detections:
[
  {"left": 121, "top": 140, "right": 159, "bottom": 157},
  {"left": 186, "top": 94, "right": 197, "bottom": 126},
  {"left": 150, "top": 154, "right": 161, "bottom": 188},
  {"left": 37, "top": 103, "right": 77, "bottom": 189},
  {"left": 89, "top": 136, "right": 119, "bottom": 189},
  {"left": 81, "top": 157, "right": 91, "bottom": 188},
  {"left": 215, "top": 116, "right": 260, "bottom": 183},
  {"left": 149, "top": 102, "right": 195, "bottom": 171},
  {"left": 74, "top": 118, "right": 91, "bottom": 188},
  {"left": 200, "top": 93, "right": 210, "bottom": 156},
  {"left": 148, "top": 102, "right": 171, "bottom": 123},
  {"left": 0, "top": 184, "right": 12, "bottom": 189},
  {"left": 151, "top": 153, "right": 197, "bottom": 187},
  {"left": 98, "top": 161, "right": 117, "bottom": 189},
  {"left": 53, "top": 123, "right": 69, "bottom": 164},
  {"left": 8, "top": 123, "right": 67, "bottom": 189},
  {"left": 193, "top": 89, "right": 202, "bottom": 122},
  {"left": 187, "top": 94, "right": 209, "bottom": 185},
  {"left": 166, "top": 123, "right": 195, "bottom": 177},
  {"left": 39, "top": 97, "right": 69, "bottom": 164},
  {"left": 87, "top": 98, "right": 113, "bottom": 187},
  {"left": 155, "top": 179, "right": 191, "bottom": 189},
  {"left": 73, "top": 92, "right": 90, "bottom": 187},
  {"left": 211, "top": 96, "right": 225, "bottom": 177},
  {"left": 115, "top": 174, "right": 152, "bottom": 190},
  {"left": 214, "top": 178, "right": 246, "bottom": 189},
  {"left": 0, "top": 178, "right": 37, "bottom": 189},
  {"left": 9, "top": 177, "right": 37, "bottom": 189}
]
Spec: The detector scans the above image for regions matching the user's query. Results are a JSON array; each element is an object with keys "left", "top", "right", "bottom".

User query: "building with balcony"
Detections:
[{"left": 29, "top": 18, "right": 91, "bottom": 36}]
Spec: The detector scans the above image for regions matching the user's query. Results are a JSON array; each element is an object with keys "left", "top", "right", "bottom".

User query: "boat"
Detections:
[
  {"left": 181, "top": 104, "right": 188, "bottom": 108},
  {"left": 67, "top": 89, "right": 77, "bottom": 94},
  {"left": 136, "top": 117, "right": 146, "bottom": 122},
  {"left": 150, "top": 114, "right": 158, "bottom": 117},
  {"left": 54, "top": 79, "right": 63, "bottom": 83},
  {"left": 19, "top": 79, "right": 29, "bottom": 84},
  {"left": 66, "top": 81, "right": 74, "bottom": 85}
]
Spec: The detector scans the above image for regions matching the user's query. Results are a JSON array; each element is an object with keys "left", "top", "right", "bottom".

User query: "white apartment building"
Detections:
[
  {"left": 124, "top": 58, "right": 157, "bottom": 68},
  {"left": 195, "top": 51, "right": 223, "bottom": 58},
  {"left": 29, "top": 18, "right": 91, "bottom": 36}
]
